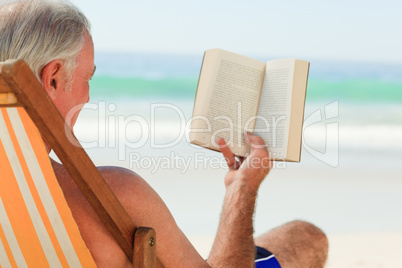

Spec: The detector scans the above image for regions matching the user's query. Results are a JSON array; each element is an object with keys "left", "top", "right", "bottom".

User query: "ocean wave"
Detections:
[
  {"left": 74, "top": 118, "right": 402, "bottom": 151},
  {"left": 89, "top": 75, "right": 402, "bottom": 103}
]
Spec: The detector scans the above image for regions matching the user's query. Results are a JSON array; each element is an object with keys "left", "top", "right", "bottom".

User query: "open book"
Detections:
[{"left": 189, "top": 49, "right": 309, "bottom": 161}]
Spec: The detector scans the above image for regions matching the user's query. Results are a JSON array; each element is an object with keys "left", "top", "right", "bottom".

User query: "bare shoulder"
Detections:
[
  {"left": 97, "top": 166, "right": 142, "bottom": 188},
  {"left": 52, "top": 159, "right": 166, "bottom": 223},
  {"left": 96, "top": 166, "right": 173, "bottom": 227},
  {"left": 96, "top": 166, "right": 158, "bottom": 205},
  {"left": 52, "top": 160, "right": 151, "bottom": 199},
  {"left": 97, "top": 165, "right": 139, "bottom": 176}
]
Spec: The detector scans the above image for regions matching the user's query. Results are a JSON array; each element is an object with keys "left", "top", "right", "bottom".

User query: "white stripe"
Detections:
[
  {"left": 255, "top": 254, "right": 275, "bottom": 263},
  {"left": 0, "top": 197, "right": 27, "bottom": 268},
  {"left": 0, "top": 239, "right": 13, "bottom": 268},
  {"left": 7, "top": 108, "right": 83, "bottom": 268},
  {"left": 0, "top": 108, "right": 62, "bottom": 268}
]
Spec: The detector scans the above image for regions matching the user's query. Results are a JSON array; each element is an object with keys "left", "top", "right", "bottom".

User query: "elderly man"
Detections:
[{"left": 0, "top": 0, "right": 328, "bottom": 267}]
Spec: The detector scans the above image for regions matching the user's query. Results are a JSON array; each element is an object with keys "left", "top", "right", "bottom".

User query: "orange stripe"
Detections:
[
  {"left": 17, "top": 108, "right": 96, "bottom": 267},
  {"left": 0, "top": 108, "right": 51, "bottom": 267},
  {"left": 0, "top": 196, "right": 18, "bottom": 268}
]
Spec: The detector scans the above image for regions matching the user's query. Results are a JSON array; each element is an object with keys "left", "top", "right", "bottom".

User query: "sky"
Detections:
[{"left": 71, "top": 0, "right": 402, "bottom": 63}]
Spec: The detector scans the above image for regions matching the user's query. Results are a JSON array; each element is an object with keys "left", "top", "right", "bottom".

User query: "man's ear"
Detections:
[{"left": 41, "top": 60, "right": 64, "bottom": 100}]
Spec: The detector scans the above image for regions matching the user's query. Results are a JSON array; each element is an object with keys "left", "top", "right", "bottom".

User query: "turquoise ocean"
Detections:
[{"left": 70, "top": 52, "right": 402, "bottom": 241}]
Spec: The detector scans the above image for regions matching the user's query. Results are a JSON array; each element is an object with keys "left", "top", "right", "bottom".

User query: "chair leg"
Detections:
[{"left": 133, "top": 227, "right": 157, "bottom": 268}]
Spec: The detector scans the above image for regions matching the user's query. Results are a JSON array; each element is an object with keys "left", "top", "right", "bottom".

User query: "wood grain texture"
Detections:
[
  {"left": 0, "top": 63, "right": 9, "bottom": 92},
  {"left": 133, "top": 227, "right": 157, "bottom": 268},
  {"left": 0, "top": 61, "right": 23, "bottom": 107}
]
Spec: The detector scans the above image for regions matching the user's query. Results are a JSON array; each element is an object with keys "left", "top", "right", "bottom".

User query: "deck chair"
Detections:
[{"left": 0, "top": 60, "right": 163, "bottom": 267}]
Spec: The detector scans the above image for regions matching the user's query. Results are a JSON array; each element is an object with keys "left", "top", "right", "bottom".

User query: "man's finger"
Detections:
[
  {"left": 245, "top": 131, "right": 266, "bottom": 151},
  {"left": 245, "top": 132, "right": 273, "bottom": 170},
  {"left": 216, "top": 138, "right": 236, "bottom": 169}
]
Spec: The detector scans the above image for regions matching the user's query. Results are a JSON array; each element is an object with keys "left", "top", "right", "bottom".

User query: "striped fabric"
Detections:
[{"left": 0, "top": 107, "right": 96, "bottom": 268}]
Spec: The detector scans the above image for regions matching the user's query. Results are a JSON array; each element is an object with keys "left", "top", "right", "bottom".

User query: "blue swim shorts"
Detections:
[{"left": 255, "top": 246, "right": 281, "bottom": 268}]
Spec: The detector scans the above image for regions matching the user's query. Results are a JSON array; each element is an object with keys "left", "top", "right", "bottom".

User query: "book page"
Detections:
[
  {"left": 190, "top": 49, "right": 265, "bottom": 156},
  {"left": 254, "top": 59, "right": 295, "bottom": 159}
]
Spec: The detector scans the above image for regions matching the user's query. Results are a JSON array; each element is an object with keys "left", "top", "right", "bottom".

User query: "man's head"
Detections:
[{"left": 0, "top": 0, "right": 94, "bottom": 127}]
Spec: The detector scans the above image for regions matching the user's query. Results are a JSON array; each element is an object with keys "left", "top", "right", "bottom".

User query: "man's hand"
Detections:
[
  {"left": 208, "top": 132, "right": 272, "bottom": 267},
  {"left": 217, "top": 132, "right": 272, "bottom": 193}
]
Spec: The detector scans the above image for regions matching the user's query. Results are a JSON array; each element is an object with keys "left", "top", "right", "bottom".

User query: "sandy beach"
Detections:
[{"left": 81, "top": 140, "right": 402, "bottom": 267}]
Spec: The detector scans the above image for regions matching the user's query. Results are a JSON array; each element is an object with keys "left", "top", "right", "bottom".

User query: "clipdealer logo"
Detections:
[
  {"left": 302, "top": 101, "right": 339, "bottom": 167},
  {"left": 64, "top": 100, "right": 340, "bottom": 168}
]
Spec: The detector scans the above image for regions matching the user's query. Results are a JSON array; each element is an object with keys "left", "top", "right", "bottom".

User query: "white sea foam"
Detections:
[
  {"left": 74, "top": 115, "right": 402, "bottom": 152},
  {"left": 304, "top": 124, "right": 402, "bottom": 150}
]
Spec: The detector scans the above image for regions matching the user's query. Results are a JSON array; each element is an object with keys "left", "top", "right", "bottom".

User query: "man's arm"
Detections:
[
  {"left": 65, "top": 132, "right": 270, "bottom": 267},
  {"left": 97, "top": 167, "right": 211, "bottom": 268},
  {"left": 105, "top": 132, "right": 270, "bottom": 267},
  {"left": 207, "top": 132, "right": 272, "bottom": 267}
]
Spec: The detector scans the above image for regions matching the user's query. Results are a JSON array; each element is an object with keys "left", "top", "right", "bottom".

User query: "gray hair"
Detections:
[{"left": 0, "top": 0, "right": 91, "bottom": 89}]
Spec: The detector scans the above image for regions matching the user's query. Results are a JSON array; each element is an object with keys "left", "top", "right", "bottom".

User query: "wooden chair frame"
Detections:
[{"left": 0, "top": 60, "right": 163, "bottom": 268}]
